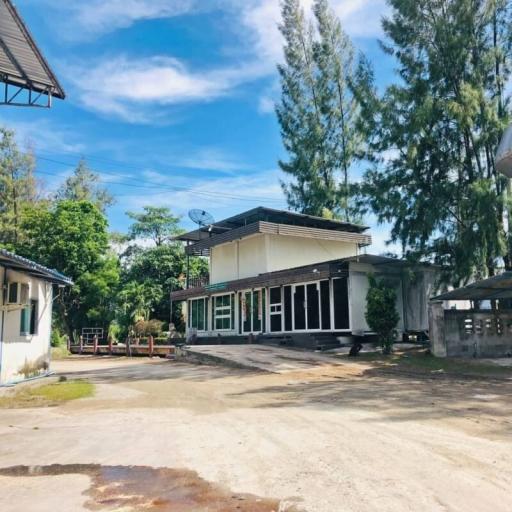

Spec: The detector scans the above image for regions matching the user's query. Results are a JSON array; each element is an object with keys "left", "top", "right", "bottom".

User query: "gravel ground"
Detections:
[{"left": 0, "top": 355, "right": 511, "bottom": 512}]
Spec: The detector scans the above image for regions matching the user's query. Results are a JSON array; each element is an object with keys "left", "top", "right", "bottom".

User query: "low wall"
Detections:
[{"left": 429, "top": 303, "right": 512, "bottom": 358}]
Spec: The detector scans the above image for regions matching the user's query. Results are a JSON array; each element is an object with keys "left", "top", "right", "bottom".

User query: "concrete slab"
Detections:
[{"left": 180, "top": 344, "right": 342, "bottom": 373}]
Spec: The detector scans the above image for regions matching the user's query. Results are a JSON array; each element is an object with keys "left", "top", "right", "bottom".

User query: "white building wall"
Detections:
[
  {"left": 348, "top": 262, "right": 405, "bottom": 334},
  {"left": 267, "top": 235, "right": 358, "bottom": 273},
  {"left": 210, "top": 234, "right": 268, "bottom": 284},
  {"left": 0, "top": 267, "right": 53, "bottom": 385},
  {"left": 210, "top": 233, "right": 359, "bottom": 283}
]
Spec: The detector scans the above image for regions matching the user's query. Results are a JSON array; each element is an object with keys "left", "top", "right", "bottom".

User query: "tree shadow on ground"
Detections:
[{"left": 227, "top": 367, "right": 512, "bottom": 437}]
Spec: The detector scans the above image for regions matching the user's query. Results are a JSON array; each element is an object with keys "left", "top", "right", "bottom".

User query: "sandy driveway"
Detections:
[{"left": 0, "top": 355, "right": 511, "bottom": 512}]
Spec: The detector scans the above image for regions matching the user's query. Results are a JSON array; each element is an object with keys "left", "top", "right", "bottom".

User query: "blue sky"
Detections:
[{"left": 0, "top": 0, "right": 397, "bottom": 252}]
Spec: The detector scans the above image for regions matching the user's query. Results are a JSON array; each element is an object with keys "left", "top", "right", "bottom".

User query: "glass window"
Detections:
[
  {"left": 214, "top": 294, "right": 233, "bottom": 331},
  {"left": 189, "top": 298, "right": 207, "bottom": 331},
  {"left": 20, "top": 300, "right": 37, "bottom": 335}
]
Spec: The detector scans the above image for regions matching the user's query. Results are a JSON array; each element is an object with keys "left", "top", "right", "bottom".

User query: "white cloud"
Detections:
[
  {"left": 67, "top": 55, "right": 267, "bottom": 122},
  {"left": 42, "top": 0, "right": 216, "bottom": 39},
  {"left": 178, "top": 147, "right": 251, "bottom": 173},
  {"left": 55, "top": 0, "right": 388, "bottom": 120}
]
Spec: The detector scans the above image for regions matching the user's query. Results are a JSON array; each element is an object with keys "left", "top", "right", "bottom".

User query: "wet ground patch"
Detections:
[{"left": 0, "top": 464, "right": 303, "bottom": 511}]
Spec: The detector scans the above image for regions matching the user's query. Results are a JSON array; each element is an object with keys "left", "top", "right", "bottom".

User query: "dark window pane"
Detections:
[
  {"left": 294, "top": 285, "right": 306, "bottom": 330},
  {"left": 307, "top": 284, "right": 320, "bottom": 330},
  {"left": 8, "top": 283, "right": 18, "bottom": 304},
  {"left": 320, "top": 281, "right": 331, "bottom": 330},
  {"left": 253, "top": 290, "right": 262, "bottom": 332},
  {"left": 284, "top": 286, "right": 292, "bottom": 331},
  {"left": 270, "top": 315, "right": 282, "bottom": 332},
  {"left": 333, "top": 278, "right": 349, "bottom": 330},
  {"left": 270, "top": 287, "right": 281, "bottom": 304},
  {"left": 30, "top": 300, "right": 38, "bottom": 335}
]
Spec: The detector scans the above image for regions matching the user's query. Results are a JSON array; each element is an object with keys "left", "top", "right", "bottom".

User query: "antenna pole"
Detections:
[{"left": 186, "top": 241, "right": 190, "bottom": 289}]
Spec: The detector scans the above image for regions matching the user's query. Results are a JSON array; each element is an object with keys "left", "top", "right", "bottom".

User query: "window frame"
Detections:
[{"left": 213, "top": 293, "right": 234, "bottom": 332}]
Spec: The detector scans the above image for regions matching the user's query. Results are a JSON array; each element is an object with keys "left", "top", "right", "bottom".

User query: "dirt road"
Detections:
[{"left": 0, "top": 355, "right": 511, "bottom": 511}]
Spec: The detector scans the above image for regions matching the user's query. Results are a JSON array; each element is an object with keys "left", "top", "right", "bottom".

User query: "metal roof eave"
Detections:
[
  {"left": 0, "top": 249, "right": 73, "bottom": 286},
  {"left": 0, "top": 0, "right": 65, "bottom": 100}
]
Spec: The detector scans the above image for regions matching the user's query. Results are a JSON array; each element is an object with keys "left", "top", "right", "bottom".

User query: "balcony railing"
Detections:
[{"left": 187, "top": 274, "right": 209, "bottom": 289}]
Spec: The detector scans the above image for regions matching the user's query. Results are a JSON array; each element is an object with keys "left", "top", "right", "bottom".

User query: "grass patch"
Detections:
[
  {"left": 344, "top": 348, "right": 512, "bottom": 379},
  {"left": 0, "top": 380, "right": 94, "bottom": 408},
  {"left": 51, "top": 345, "right": 71, "bottom": 360}
]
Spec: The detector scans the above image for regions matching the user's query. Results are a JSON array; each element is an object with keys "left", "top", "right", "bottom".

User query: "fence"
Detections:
[
  {"left": 429, "top": 304, "right": 512, "bottom": 358},
  {"left": 69, "top": 335, "right": 177, "bottom": 357}
]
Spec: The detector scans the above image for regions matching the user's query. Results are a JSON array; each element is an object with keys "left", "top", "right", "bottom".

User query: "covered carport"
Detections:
[
  {"left": 429, "top": 273, "right": 512, "bottom": 358},
  {"left": 0, "top": 0, "right": 65, "bottom": 107}
]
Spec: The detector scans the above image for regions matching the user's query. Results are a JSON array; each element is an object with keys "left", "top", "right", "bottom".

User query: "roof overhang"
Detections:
[
  {"left": 171, "top": 254, "right": 432, "bottom": 301},
  {"left": 0, "top": 249, "right": 73, "bottom": 286},
  {"left": 183, "top": 220, "right": 372, "bottom": 256},
  {"left": 432, "top": 272, "right": 512, "bottom": 301},
  {"left": 0, "top": 0, "right": 65, "bottom": 107},
  {"left": 177, "top": 206, "right": 369, "bottom": 246}
]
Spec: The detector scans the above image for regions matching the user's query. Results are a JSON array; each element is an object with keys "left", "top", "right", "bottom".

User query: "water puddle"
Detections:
[{"left": 0, "top": 464, "right": 303, "bottom": 511}]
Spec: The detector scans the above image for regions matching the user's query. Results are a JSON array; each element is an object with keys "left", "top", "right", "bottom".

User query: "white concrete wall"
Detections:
[
  {"left": 210, "top": 233, "right": 359, "bottom": 283},
  {"left": 267, "top": 235, "right": 358, "bottom": 273},
  {"left": 348, "top": 263, "right": 405, "bottom": 335},
  {"left": 210, "top": 234, "right": 268, "bottom": 284},
  {"left": 0, "top": 267, "right": 53, "bottom": 385}
]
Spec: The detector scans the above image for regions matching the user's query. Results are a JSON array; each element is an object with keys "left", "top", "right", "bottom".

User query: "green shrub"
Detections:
[{"left": 365, "top": 274, "right": 400, "bottom": 355}]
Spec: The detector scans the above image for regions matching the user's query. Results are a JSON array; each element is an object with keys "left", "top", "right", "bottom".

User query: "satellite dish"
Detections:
[
  {"left": 189, "top": 209, "right": 215, "bottom": 228},
  {"left": 496, "top": 124, "right": 512, "bottom": 178}
]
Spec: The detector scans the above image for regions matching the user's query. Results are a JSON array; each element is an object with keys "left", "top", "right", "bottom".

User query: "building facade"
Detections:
[
  {"left": 171, "top": 208, "right": 436, "bottom": 344},
  {"left": 0, "top": 250, "right": 72, "bottom": 385}
]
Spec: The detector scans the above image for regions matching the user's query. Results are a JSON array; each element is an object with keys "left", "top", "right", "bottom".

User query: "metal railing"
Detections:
[{"left": 187, "top": 275, "right": 209, "bottom": 289}]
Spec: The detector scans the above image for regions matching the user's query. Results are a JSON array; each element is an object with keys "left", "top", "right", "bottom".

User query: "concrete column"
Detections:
[{"left": 428, "top": 301, "right": 446, "bottom": 357}]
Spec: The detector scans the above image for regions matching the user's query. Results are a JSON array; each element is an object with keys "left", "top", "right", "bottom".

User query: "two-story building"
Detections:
[{"left": 171, "top": 207, "right": 436, "bottom": 348}]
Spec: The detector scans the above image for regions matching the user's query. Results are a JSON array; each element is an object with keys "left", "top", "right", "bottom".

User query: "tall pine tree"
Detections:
[
  {"left": 313, "top": 0, "right": 362, "bottom": 221},
  {"left": 0, "top": 127, "right": 36, "bottom": 248},
  {"left": 362, "top": 0, "right": 512, "bottom": 281},
  {"left": 277, "top": 0, "right": 367, "bottom": 220},
  {"left": 277, "top": 0, "right": 327, "bottom": 216}
]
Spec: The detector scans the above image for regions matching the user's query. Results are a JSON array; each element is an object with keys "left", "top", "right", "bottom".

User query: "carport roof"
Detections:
[
  {"left": 0, "top": 0, "right": 65, "bottom": 102},
  {"left": 432, "top": 272, "right": 512, "bottom": 301}
]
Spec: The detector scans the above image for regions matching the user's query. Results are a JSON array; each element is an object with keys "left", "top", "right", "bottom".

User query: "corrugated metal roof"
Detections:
[
  {"left": 432, "top": 272, "right": 512, "bottom": 301},
  {"left": 0, "top": 248, "right": 73, "bottom": 286},
  {"left": 177, "top": 206, "right": 369, "bottom": 244},
  {"left": 0, "top": 0, "right": 65, "bottom": 100}
]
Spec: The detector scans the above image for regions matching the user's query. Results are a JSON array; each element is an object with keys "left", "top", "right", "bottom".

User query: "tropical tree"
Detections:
[
  {"left": 126, "top": 206, "right": 183, "bottom": 246},
  {"left": 118, "top": 206, "right": 208, "bottom": 335},
  {"left": 0, "top": 127, "right": 36, "bottom": 248},
  {"left": 56, "top": 158, "right": 114, "bottom": 212},
  {"left": 361, "top": 0, "right": 512, "bottom": 282},
  {"left": 18, "top": 200, "right": 118, "bottom": 341}
]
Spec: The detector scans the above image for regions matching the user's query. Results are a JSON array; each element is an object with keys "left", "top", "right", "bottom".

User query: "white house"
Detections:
[
  {"left": 171, "top": 207, "right": 437, "bottom": 349},
  {"left": 0, "top": 249, "right": 72, "bottom": 385}
]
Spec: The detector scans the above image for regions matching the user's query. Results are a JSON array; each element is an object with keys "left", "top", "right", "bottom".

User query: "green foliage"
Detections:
[
  {"left": 50, "top": 328, "right": 67, "bottom": 347},
  {"left": 18, "top": 200, "right": 119, "bottom": 342},
  {"left": 365, "top": 274, "right": 400, "bottom": 355},
  {"left": 0, "top": 127, "right": 36, "bottom": 248},
  {"left": 126, "top": 206, "right": 183, "bottom": 246},
  {"left": 277, "top": 0, "right": 368, "bottom": 220},
  {"left": 56, "top": 159, "right": 114, "bottom": 212},
  {"left": 361, "top": 0, "right": 512, "bottom": 282},
  {"left": 117, "top": 211, "right": 208, "bottom": 337},
  {"left": 0, "top": 380, "right": 94, "bottom": 408},
  {"left": 133, "top": 319, "right": 164, "bottom": 337}
]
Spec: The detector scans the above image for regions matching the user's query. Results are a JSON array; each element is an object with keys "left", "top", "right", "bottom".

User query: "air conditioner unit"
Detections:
[{"left": 6, "top": 282, "right": 30, "bottom": 306}]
